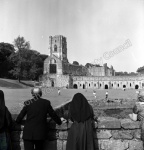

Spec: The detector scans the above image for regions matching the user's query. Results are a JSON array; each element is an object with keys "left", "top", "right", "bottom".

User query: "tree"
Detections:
[
  {"left": 85, "top": 63, "right": 93, "bottom": 68},
  {"left": 14, "top": 36, "right": 30, "bottom": 51},
  {"left": 0, "top": 43, "right": 15, "bottom": 78},
  {"left": 13, "top": 36, "right": 30, "bottom": 82},
  {"left": 9, "top": 49, "right": 48, "bottom": 81},
  {"left": 137, "top": 66, "right": 144, "bottom": 73},
  {"left": 73, "top": 61, "right": 79, "bottom": 65}
]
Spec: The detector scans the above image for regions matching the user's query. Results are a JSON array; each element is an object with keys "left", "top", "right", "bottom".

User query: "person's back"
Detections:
[
  {"left": 66, "top": 93, "right": 95, "bottom": 150},
  {"left": 16, "top": 87, "right": 62, "bottom": 150},
  {"left": 0, "top": 90, "right": 13, "bottom": 150}
]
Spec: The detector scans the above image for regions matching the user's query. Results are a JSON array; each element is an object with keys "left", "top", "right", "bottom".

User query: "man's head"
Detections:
[{"left": 31, "top": 87, "right": 42, "bottom": 98}]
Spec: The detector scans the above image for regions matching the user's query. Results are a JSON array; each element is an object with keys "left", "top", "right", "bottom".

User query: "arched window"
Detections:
[{"left": 54, "top": 44, "right": 57, "bottom": 52}]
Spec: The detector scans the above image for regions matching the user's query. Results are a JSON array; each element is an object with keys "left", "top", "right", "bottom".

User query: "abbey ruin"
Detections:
[{"left": 42, "top": 35, "right": 144, "bottom": 89}]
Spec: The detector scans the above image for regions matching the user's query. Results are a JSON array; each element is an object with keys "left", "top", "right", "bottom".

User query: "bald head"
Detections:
[{"left": 31, "top": 87, "right": 42, "bottom": 98}]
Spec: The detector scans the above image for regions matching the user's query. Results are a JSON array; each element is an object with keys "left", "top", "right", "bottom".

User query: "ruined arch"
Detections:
[
  {"left": 73, "top": 84, "right": 78, "bottom": 89},
  {"left": 123, "top": 85, "right": 126, "bottom": 88},
  {"left": 50, "top": 58, "right": 57, "bottom": 73},
  {"left": 83, "top": 84, "right": 85, "bottom": 89},
  {"left": 135, "top": 85, "right": 139, "bottom": 89},
  {"left": 54, "top": 44, "right": 57, "bottom": 52},
  {"left": 105, "top": 84, "right": 108, "bottom": 89}
]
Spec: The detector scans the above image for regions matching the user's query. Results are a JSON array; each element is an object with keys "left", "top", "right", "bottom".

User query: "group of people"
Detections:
[
  {"left": 93, "top": 90, "right": 108, "bottom": 100},
  {"left": 0, "top": 88, "right": 96, "bottom": 150},
  {"left": 1, "top": 87, "right": 144, "bottom": 150}
]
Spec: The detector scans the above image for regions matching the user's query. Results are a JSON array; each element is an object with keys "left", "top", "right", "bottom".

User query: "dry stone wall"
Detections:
[
  {"left": 11, "top": 99, "right": 144, "bottom": 150},
  {"left": 11, "top": 117, "right": 143, "bottom": 150}
]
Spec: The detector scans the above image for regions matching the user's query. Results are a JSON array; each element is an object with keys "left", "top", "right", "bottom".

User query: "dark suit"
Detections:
[{"left": 16, "top": 98, "right": 62, "bottom": 150}]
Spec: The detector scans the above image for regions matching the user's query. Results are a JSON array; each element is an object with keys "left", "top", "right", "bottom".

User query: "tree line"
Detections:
[{"left": 0, "top": 36, "right": 47, "bottom": 81}]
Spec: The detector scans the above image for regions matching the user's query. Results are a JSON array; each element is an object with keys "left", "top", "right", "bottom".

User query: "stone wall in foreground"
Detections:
[
  {"left": 11, "top": 99, "right": 143, "bottom": 150},
  {"left": 11, "top": 117, "right": 143, "bottom": 150}
]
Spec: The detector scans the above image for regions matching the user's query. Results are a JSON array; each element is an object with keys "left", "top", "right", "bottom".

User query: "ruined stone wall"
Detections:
[
  {"left": 88, "top": 66, "right": 105, "bottom": 76},
  {"left": 73, "top": 75, "right": 144, "bottom": 89},
  {"left": 11, "top": 117, "right": 143, "bottom": 150},
  {"left": 62, "top": 62, "right": 88, "bottom": 76},
  {"left": 56, "top": 75, "right": 69, "bottom": 87},
  {"left": 41, "top": 74, "right": 70, "bottom": 88},
  {"left": 11, "top": 99, "right": 143, "bottom": 150}
]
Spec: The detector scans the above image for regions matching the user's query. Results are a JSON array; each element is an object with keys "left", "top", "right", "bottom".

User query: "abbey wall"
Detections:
[
  {"left": 72, "top": 75, "right": 144, "bottom": 89},
  {"left": 42, "top": 35, "right": 144, "bottom": 89}
]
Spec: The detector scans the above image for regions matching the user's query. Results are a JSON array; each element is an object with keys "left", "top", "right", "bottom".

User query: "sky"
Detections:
[{"left": 0, "top": 0, "right": 144, "bottom": 72}]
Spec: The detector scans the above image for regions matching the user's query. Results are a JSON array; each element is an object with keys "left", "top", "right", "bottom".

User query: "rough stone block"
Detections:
[
  {"left": 112, "top": 130, "right": 133, "bottom": 140},
  {"left": 133, "top": 129, "right": 141, "bottom": 139},
  {"left": 96, "top": 130, "right": 112, "bottom": 139},
  {"left": 98, "top": 117, "right": 121, "bottom": 129},
  {"left": 99, "top": 139, "right": 129, "bottom": 150},
  {"left": 62, "top": 140, "right": 67, "bottom": 150},
  {"left": 59, "top": 131, "right": 68, "bottom": 140},
  {"left": 121, "top": 119, "right": 140, "bottom": 129},
  {"left": 128, "top": 140, "right": 143, "bottom": 150}
]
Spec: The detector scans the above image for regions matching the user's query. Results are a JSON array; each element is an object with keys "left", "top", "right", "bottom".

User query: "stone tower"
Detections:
[{"left": 49, "top": 35, "right": 68, "bottom": 62}]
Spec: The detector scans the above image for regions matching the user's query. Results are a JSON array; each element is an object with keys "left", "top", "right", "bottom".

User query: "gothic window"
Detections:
[{"left": 54, "top": 44, "right": 57, "bottom": 52}]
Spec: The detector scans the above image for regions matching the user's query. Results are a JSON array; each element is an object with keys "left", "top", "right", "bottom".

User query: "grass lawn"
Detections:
[
  {"left": 0, "top": 86, "right": 141, "bottom": 114},
  {"left": 0, "top": 78, "right": 142, "bottom": 114}
]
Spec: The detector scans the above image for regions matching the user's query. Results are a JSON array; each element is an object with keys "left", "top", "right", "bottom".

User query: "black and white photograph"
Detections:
[{"left": 0, "top": 0, "right": 144, "bottom": 149}]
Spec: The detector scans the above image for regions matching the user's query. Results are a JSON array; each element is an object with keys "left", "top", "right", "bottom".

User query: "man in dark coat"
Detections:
[{"left": 16, "top": 87, "right": 62, "bottom": 150}]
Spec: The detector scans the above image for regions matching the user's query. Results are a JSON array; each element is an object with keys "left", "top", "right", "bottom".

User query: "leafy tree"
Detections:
[
  {"left": 115, "top": 71, "right": 137, "bottom": 76},
  {"left": 73, "top": 61, "right": 79, "bottom": 65},
  {"left": 9, "top": 48, "right": 48, "bottom": 81},
  {"left": 137, "top": 66, "right": 144, "bottom": 73},
  {"left": 85, "top": 63, "right": 93, "bottom": 68},
  {"left": 0, "top": 43, "right": 15, "bottom": 78},
  {"left": 13, "top": 36, "right": 30, "bottom": 82},
  {"left": 13, "top": 36, "right": 30, "bottom": 51}
]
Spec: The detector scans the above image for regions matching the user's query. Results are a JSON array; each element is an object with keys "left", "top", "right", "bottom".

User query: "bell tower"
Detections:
[{"left": 49, "top": 35, "right": 68, "bottom": 62}]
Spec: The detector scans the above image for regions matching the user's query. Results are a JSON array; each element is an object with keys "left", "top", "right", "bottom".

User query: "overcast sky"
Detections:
[{"left": 0, "top": 0, "right": 144, "bottom": 72}]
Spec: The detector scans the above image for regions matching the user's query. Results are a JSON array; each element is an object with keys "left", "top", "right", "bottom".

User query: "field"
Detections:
[{"left": 0, "top": 86, "right": 141, "bottom": 114}]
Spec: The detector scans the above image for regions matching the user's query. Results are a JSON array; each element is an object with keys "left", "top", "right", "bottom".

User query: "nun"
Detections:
[
  {"left": 0, "top": 90, "right": 13, "bottom": 150},
  {"left": 66, "top": 93, "right": 96, "bottom": 150}
]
